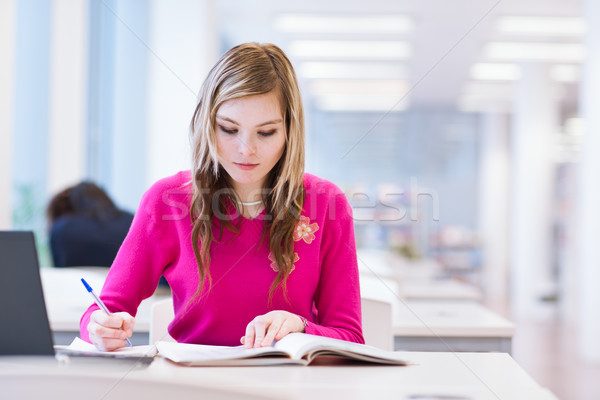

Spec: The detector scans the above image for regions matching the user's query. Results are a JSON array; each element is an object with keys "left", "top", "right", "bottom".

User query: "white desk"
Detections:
[
  {"left": 360, "top": 275, "right": 513, "bottom": 353},
  {"left": 393, "top": 301, "right": 515, "bottom": 353},
  {"left": 357, "top": 249, "right": 443, "bottom": 283},
  {"left": 40, "top": 268, "right": 170, "bottom": 345},
  {"left": 0, "top": 352, "right": 557, "bottom": 400},
  {"left": 398, "top": 279, "right": 482, "bottom": 301},
  {"left": 357, "top": 249, "right": 482, "bottom": 301}
]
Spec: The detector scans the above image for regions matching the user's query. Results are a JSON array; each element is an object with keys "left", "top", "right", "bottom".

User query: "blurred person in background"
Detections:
[{"left": 46, "top": 181, "right": 134, "bottom": 268}]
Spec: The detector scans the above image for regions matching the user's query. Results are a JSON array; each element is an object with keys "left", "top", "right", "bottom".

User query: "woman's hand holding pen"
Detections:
[
  {"left": 88, "top": 310, "right": 135, "bottom": 351},
  {"left": 241, "top": 310, "right": 305, "bottom": 348}
]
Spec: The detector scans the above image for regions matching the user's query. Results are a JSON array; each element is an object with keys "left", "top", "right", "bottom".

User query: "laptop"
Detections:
[{"left": 0, "top": 231, "right": 55, "bottom": 355}]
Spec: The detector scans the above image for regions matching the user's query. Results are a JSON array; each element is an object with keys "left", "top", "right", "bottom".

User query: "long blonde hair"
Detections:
[{"left": 189, "top": 43, "right": 305, "bottom": 303}]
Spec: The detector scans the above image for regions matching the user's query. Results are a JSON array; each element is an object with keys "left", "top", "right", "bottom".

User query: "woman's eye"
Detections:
[
  {"left": 258, "top": 130, "right": 276, "bottom": 137},
  {"left": 219, "top": 125, "right": 237, "bottom": 134}
]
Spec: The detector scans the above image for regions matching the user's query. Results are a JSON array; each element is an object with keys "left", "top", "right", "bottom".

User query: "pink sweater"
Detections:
[{"left": 80, "top": 171, "right": 364, "bottom": 346}]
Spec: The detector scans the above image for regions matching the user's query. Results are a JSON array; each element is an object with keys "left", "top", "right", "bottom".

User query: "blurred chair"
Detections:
[
  {"left": 150, "top": 297, "right": 394, "bottom": 350},
  {"left": 361, "top": 297, "right": 393, "bottom": 351},
  {"left": 149, "top": 298, "right": 175, "bottom": 344}
]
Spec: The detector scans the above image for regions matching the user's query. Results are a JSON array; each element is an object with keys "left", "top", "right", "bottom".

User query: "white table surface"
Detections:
[
  {"left": 391, "top": 300, "right": 515, "bottom": 353},
  {"left": 360, "top": 275, "right": 513, "bottom": 338},
  {"left": 357, "top": 249, "right": 482, "bottom": 301},
  {"left": 393, "top": 300, "right": 515, "bottom": 338},
  {"left": 0, "top": 351, "right": 558, "bottom": 400},
  {"left": 398, "top": 279, "right": 482, "bottom": 301},
  {"left": 360, "top": 273, "right": 514, "bottom": 352}
]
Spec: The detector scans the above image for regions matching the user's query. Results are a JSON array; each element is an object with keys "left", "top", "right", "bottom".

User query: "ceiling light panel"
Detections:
[
  {"left": 275, "top": 14, "right": 414, "bottom": 34},
  {"left": 551, "top": 64, "right": 580, "bottom": 82},
  {"left": 497, "top": 16, "right": 585, "bottom": 37},
  {"left": 314, "top": 94, "right": 409, "bottom": 112},
  {"left": 309, "top": 79, "right": 409, "bottom": 95},
  {"left": 288, "top": 40, "right": 411, "bottom": 60},
  {"left": 298, "top": 62, "right": 409, "bottom": 80},
  {"left": 485, "top": 42, "right": 585, "bottom": 62},
  {"left": 457, "top": 96, "right": 512, "bottom": 113},
  {"left": 462, "top": 82, "right": 514, "bottom": 99},
  {"left": 470, "top": 63, "right": 521, "bottom": 81}
]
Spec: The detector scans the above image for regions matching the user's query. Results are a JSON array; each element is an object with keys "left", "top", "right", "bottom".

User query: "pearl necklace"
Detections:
[{"left": 238, "top": 199, "right": 263, "bottom": 206}]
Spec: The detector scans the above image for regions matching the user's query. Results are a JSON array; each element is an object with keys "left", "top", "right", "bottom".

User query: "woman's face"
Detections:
[{"left": 215, "top": 91, "right": 286, "bottom": 199}]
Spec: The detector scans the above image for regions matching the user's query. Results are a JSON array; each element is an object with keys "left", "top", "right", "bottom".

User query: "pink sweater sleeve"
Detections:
[
  {"left": 304, "top": 186, "right": 364, "bottom": 344},
  {"left": 79, "top": 180, "right": 176, "bottom": 342}
]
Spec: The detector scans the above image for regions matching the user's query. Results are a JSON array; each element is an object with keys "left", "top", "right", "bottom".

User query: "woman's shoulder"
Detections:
[
  {"left": 142, "top": 170, "right": 192, "bottom": 200},
  {"left": 303, "top": 172, "right": 344, "bottom": 196},
  {"left": 139, "top": 171, "right": 193, "bottom": 214},
  {"left": 302, "top": 173, "right": 351, "bottom": 217},
  {"left": 147, "top": 170, "right": 192, "bottom": 193}
]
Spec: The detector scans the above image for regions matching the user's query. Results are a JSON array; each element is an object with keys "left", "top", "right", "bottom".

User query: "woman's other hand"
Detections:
[{"left": 241, "top": 310, "right": 305, "bottom": 348}]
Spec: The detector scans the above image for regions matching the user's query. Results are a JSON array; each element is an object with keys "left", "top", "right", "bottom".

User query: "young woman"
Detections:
[{"left": 81, "top": 43, "right": 364, "bottom": 351}]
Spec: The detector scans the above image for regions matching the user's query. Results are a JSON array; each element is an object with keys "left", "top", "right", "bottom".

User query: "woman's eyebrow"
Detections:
[
  {"left": 216, "top": 116, "right": 239, "bottom": 125},
  {"left": 256, "top": 118, "right": 282, "bottom": 127},
  {"left": 216, "top": 116, "right": 282, "bottom": 128}
]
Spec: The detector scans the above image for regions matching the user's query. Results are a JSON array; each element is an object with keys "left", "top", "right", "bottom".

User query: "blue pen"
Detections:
[{"left": 81, "top": 278, "right": 133, "bottom": 347}]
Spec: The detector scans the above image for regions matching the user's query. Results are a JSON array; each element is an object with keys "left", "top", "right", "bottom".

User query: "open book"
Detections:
[{"left": 156, "top": 333, "right": 409, "bottom": 366}]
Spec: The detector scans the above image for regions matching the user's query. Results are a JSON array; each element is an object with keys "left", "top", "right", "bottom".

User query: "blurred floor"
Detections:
[{"left": 489, "top": 301, "right": 600, "bottom": 400}]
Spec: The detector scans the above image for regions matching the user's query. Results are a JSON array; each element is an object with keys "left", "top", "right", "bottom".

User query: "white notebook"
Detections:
[{"left": 57, "top": 337, "right": 158, "bottom": 360}]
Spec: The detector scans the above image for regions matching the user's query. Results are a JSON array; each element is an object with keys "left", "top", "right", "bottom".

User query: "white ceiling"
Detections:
[{"left": 216, "top": 0, "right": 583, "bottom": 113}]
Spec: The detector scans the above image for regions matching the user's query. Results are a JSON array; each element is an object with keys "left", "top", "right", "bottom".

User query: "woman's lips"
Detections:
[{"left": 234, "top": 162, "right": 259, "bottom": 171}]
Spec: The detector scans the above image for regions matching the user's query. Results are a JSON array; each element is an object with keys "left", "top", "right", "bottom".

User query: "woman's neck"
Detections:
[
  {"left": 238, "top": 202, "right": 265, "bottom": 220},
  {"left": 231, "top": 182, "right": 266, "bottom": 205},
  {"left": 230, "top": 183, "right": 266, "bottom": 219}
]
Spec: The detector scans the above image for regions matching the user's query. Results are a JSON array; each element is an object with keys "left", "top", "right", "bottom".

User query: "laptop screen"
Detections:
[{"left": 0, "top": 231, "right": 55, "bottom": 355}]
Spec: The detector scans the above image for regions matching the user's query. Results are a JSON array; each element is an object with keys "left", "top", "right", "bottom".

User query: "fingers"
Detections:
[
  {"left": 89, "top": 336, "right": 129, "bottom": 352},
  {"left": 244, "top": 320, "right": 257, "bottom": 349},
  {"left": 91, "top": 310, "right": 126, "bottom": 329},
  {"left": 113, "top": 312, "right": 135, "bottom": 336},
  {"left": 87, "top": 319, "right": 129, "bottom": 351},
  {"left": 244, "top": 311, "right": 304, "bottom": 348},
  {"left": 262, "top": 317, "right": 284, "bottom": 347},
  {"left": 252, "top": 315, "right": 269, "bottom": 348},
  {"left": 88, "top": 310, "right": 135, "bottom": 351}
]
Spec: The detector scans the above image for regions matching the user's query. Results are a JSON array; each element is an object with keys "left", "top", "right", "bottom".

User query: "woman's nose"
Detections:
[{"left": 236, "top": 133, "right": 257, "bottom": 156}]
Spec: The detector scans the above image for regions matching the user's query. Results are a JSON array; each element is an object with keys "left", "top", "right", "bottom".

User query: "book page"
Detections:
[
  {"left": 273, "top": 332, "right": 326, "bottom": 359},
  {"left": 156, "top": 341, "right": 303, "bottom": 365},
  {"left": 274, "top": 333, "right": 382, "bottom": 360},
  {"left": 274, "top": 333, "right": 409, "bottom": 365}
]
